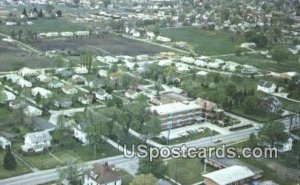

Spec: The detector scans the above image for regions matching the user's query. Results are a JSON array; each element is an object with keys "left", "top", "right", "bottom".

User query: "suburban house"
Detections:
[
  {"left": 53, "top": 98, "right": 73, "bottom": 108},
  {"left": 89, "top": 78, "right": 105, "bottom": 89},
  {"left": 18, "top": 67, "right": 38, "bottom": 77},
  {"left": 72, "top": 75, "right": 88, "bottom": 85},
  {"left": 98, "top": 69, "right": 108, "bottom": 77},
  {"left": 194, "top": 60, "right": 208, "bottom": 67},
  {"left": 48, "top": 80, "right": 64, "bottom": 89},
  {"left": 257, "top": 80, "right": 277, "bottom": 94},
  {"left": 9, "top": 99, "right": 26, "bottom": 110},
  {"left": 78, "top": 94, "right": 96, "bottom": 105},
  {"left": 73, "top": 120, "right": 89, "bottom": 144},
  {"left": 125, "top": 89, "right": 140, "bottom": 99},
  {"left": 75, "top": 66, "right": 89, "bottom": 74},
  {"left": 2, "top": 90, "right": 16, "bottom": 102},
  {"left": 21, "top": 131, "right": 52, "bottom": 153},
  {"left": 17, "top": 78, "right": 32, "bottom": 88},
  {"left": 31, "top": 87, "right": 52, "bottom": 99},
  {"left": 202, "top": 165, "right": 255, "bottom": 185},
  {"left": 33, "top": 117, "right": 56, "bottom": 132},
  {"left": 278, "top": 137, "right": 294, "bottom": 153},
  {"left": 157, "top": 36, "right": 171, "bottom": 42},
  {"left": 82, "top": 162, "right": 121, "bottom": 185},
  {"left": 150, "top": 102, "right": 203, "bottom": 130},
  {"left": 56, "top": 69, "right": 74, "bottom": 78},
  {"left": 181, "top": 56, "right": 195, "bottom": 64},
  {"left": 146, "top": 31, "right": 155, "bottom": 40},
  {"left": 94, "top": 88, "right": 108, "bottom": 100},
  {"left": 37, "top": 74, "right": 52, "bottom": 83},
  {"left": 23, "top": 105, "right": 43, "bottom": 117},
  {"left": 262, "top": 96, "right": 282, "bottom": 114},
  {"left": 62, "top": 84, "right": 78, "bottom": 95},
  {"left": 5, "top": 74, "right": 22, "bottom": 83},
  {"left": 0, "top": 136, "right": 11, "bottom": 149}
]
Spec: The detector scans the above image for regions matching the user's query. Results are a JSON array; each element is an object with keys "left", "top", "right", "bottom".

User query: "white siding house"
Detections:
[{"left": 21, "top": 131, "right": 52, "bottom": 153}]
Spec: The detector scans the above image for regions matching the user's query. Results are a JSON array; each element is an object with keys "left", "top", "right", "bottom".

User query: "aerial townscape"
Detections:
[{"left": 0, "top": 0, "right": 299, "bottom": 185}]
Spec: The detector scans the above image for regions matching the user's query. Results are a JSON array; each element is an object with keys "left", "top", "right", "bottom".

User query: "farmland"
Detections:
[
  {"left": 31, "top": 34, "right": 172, "bottom": 55},
  {"left": 0, "top": 40, "right": 53, "bottom": 71},
  {"left": 159, "top": 27, "right": 237, "bottom": 55}
]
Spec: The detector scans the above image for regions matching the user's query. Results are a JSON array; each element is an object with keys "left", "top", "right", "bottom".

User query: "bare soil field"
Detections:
[
  {"left": 31, "top": 34, "right": 171, "bottom": 56},
  {"left": 0, "top": 40, "right": 53, "bottom": 71}
]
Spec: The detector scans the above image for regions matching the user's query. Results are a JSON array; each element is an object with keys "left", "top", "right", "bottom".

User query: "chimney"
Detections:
[{"left": 104, "top": 162, "right": 109, "bottom": 171}]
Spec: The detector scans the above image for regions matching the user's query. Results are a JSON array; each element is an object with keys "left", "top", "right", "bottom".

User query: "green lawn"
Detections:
[
  {"left": 166, "top": 158, "right": 215, "bottom": 185},
  {"left": 278, "top": 97, "right": 300, "bottom": 113},
  {"left": 159, "top": 27, "right": 236, "bottom": 55},
  {"left": 221, "top": 53, "right": 300, "bottom": 73},
  {"left": 0, "top": 18, "right": 87, "bottom": 35},
  {"left": 0, "top": 150, "right": 31, "bottom": 180}
]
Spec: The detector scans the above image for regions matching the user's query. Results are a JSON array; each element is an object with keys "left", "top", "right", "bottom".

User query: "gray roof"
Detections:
[
  {"left": 34, "top": 117, "right": 55, "bottom": 131},
  {"left": 25, "top": 131, "right": 52, "bottom": 143},
  {"left": 258, "top": 80, "right": 275, "bottom": 88}
]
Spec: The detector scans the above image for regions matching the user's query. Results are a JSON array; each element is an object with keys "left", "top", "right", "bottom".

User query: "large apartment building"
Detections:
[{"left": 150, "top": 102, "right": 204, "bottom": 130}]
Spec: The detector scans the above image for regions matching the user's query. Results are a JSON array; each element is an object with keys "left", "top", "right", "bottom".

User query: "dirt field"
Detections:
[
  {"left": 31, "top": 34, "right": 171, "bottom": 56},
  {"left": 0, "top": 40, "right": 53, "bottom": 71}
]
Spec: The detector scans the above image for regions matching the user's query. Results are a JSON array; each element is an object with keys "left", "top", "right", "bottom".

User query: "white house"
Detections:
[
  {"left": 94, "top": 89, "right": 108, "bottom": 100},
  {"left": 196, "top": 71, "right": 208, "bottom": 77},
  {"left": 104, "top": 56, "right": 118, "bottom": 63},
  {"left": 60, "top": 32, "right": 74, "bottom": 37},
  {"left": 73, "top": 121, "right": 89, "bottom": 144},
  {"left": 48, "top": 80, "right": 64, "bottom": 89},
  {"left": 21, "top": 131, "right": 52, "bottom": 153},
  {"left": 75, "top": 31, "right": 90, "bottom": 36},
  {"left": 37, "top": 74, "right": 52, "bottom": 83},
  {"left": 2, "top": 90, "right": 16, "bottom": 102},
  {"left": 241, "top": 42, "right": 256, "bottom": 49},
  {"left": 31, "top": 87, "right": 52, "bottom": 99},
  {"left": 158, "top": 59, "right": 173, "bottom": 66},
  {"left": 98, "top": 69, "right": 108, "bottom": 77},
  {"left": 62, "top": 84, "right": 78, "bottom": 95},
  {"left": 194, "top": 60, "right": 208, "bottom": 67},
  {"left": 278, "top": 138, "right": 293, "bottom": 153},
  {"left": 125, "top": 89, "right": 139, "bottom": 99},
  {"left": 136, "top": 54, "right": 149, "bottom": 61},
  {"left": 146, "top": 31, "right": 155, "bottom": 40},
  {"left": 257, "top": 80, "right": 276, "bottom": 94},
  {"left": 181, "top": 56, "right": 195, "bottom": 64},
  {"left": 0, "top": 136, "right": 11, "bottom": 150},
  {"left": 18, "top": 67, "right": 38, "bottom": 77},
  {"left": 46, "top": 32, "right": 60, "bottom": 38},
  {"left": 5, "top": 74, "right": 22, "bottom": 83},
  {"left": 207, "top": 62, "right": 220, "bottom": 69},
  {"left": 23, "top": 105, "right": 42, "bottom": 117},
  {"left": 157, "top": 36, "right": 171, "bottom": 42},
  {"left": 75, "top": 66, "right": 89, "bottom": 74},
  {"left": 17, "top": 78, "right": 32, "bottom": 88},
  {"left": 82, "top": 163, "right": 121, "bottom": 185},
  {"left": 131, "top": 30, "right": 141, "bottom": 37}
]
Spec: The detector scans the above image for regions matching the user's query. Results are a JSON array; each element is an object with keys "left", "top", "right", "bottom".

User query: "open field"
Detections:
[
  {"left": 160, "top": 27, "right": 236, "bottom": 55},
  {"left": 0, "top": 40, "right": 53, "bottom": 71},
  {"left": 0, "top": 18, "right": 87, "bottom": 35},
  {"left": 31, "top": 34, "right": 171, "bottom": 56},
  {"left": 220, "top": 53, "right": 300, "bottom": 73},
  {"left": 167, "top": 158, "right": 215, "bottom": 185}
]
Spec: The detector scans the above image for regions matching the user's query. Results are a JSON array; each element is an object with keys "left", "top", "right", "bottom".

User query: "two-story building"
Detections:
[{"left": 21, "top": 131, "right": 52, "bottom": 153}]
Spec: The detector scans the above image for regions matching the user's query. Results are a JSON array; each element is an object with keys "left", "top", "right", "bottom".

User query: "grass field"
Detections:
[
  {"left": 167, "top": 158, "right": 215, "bottom": 185},
  {"left": 220, "top": 53, "right": 300, "bottom": 73},
  {"left": 21, "top": 140, "right": 120, "bottom": 170},
  {"left": 0, "top": 18, "right": 87, "bottom": 35},
  {"left": 160, "top": 27, "right": 236, "bottom": 55},
  {"left": 0, "top": 150, "right": 31, "bottom": 180}
]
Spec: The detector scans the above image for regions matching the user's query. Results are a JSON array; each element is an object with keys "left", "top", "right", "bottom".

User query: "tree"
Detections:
[
  {"left": 53, "top": 55, "right": 65, "bottom": 68},
  {"left": 10, "top": 30, "right": 16, "bottom": 39},
  {"left": 138, "top": 157, "right": 167, "bottom": 179},
  {"left": 45, "top": 4, "right": 54, "bottom": 15},
  {"left": 52, "top": 114, "right": 71, "bottom": 146},
  {"left": 141, "top": 116, "right": 161, "bottom": 142},
  {"left": 224, "top": 82, "right": 237, "bottom": 97},
  {"left": 0, "top": 86, "right": 7, "bottom": 103},
  {"left": 73, "top": 0, "right": 80, "bottom": 8},
  {"left": 271, "top": 45, "right": 290, "bottom": 65},
  {"left": 22, "top": 8, "right": 28, "bottom": 17},
  {"left": 85, "top": 108, "right": 108, "bottom": 158},
  {"left": 258, "top": 121, "right": 288, "bottom": 148},
  {"left": 56, "top": 10, "right": 62, "bottom": 17},
  {"left": 57, "top": 161, "right": 81, "bottom": 185},
  {"left": 3, "top": 147, "right": 17, "bottom": 170},
  {"left": 130, "top": 174, "right": 158, "bottom": 185},
  {"left": 105, "top": 96, "right": 123, "bottom": 108}
]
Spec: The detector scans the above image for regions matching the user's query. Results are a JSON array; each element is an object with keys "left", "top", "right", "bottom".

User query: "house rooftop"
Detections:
[
  {"left": 202, "top": 165, "right": 255, "bottom": 185},
  {"left": 150, "top": 102, "right": 201, "bottom": 115},
  {"left": 88, "top": 163, "right": 121, "bottom": 184}
]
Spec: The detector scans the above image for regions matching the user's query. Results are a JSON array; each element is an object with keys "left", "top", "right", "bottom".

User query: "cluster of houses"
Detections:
[{"left": 37, "top": 31, "right": 90, "bottom": 38}]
